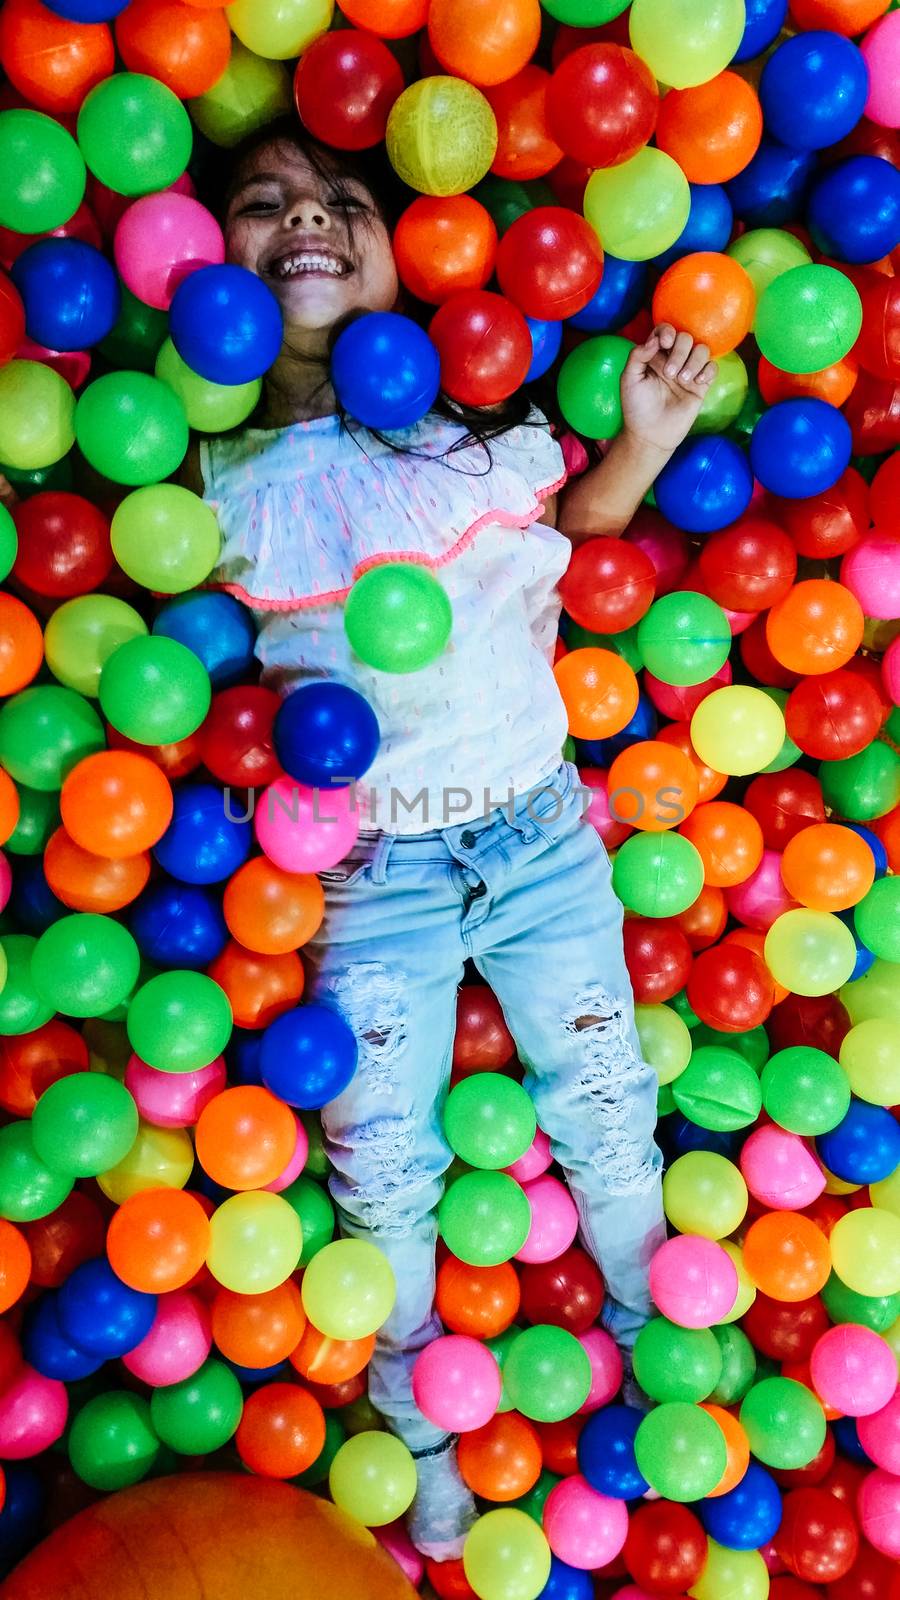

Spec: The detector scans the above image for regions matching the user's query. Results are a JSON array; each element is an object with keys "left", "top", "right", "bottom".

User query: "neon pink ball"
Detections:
[
  {"left": 114, "top": 192, "right": 225, "bottom": 311},
  {"left": 265, "top": 1117, "right": 309, "bottom": 1193},
  {"left": 255, "top": 777, "right": 360, "bottom": 873},
  {"left": 578, "top": 768, "right": 634, "bottom": 849},
  {"left": 644, "top": 660, "right": 732, "bottom": 721},
  {"left": 412, "top": 1335, "right": 502, "bottom": 1433},
  {"left": 623, "top": 516, "right": 690, "bottom": 597},
  {"left": 882, "top": 634, "right": 900, "bottom": 706},
  {"left": 740, "top": 1125, "right": 826, "bottom": 1210},
  {"left": 124, "top": 1053, "right": 227, "bottom": 1128},
  {"left": 859, "top": 1467, "right": 900, "bottom": 1558},
  {"left": 374, "top": 1520, "right": 425, "bottom": 1587},
  {"left": 810, "top": 1326, "right": 898, "bottom": 1418},
  {"left": 515, "top": 1175, "right": 579, "bottom": 1265},
  {"left": 841, "top": 535, "right": 900, "bottom": 622},
  {"left": 122, "top": 1290, "right": 212, "bottom": 1387},
  {"left": 504, "top": 1127, "right": 553, "bottom": 1184},
  {"left": 862, "top": 11, "right": 900, "bottom": 128},
  {"left": 726, "top": 850, "right": 798, "bottom": 931},
  {"left": 544, "top": 1474, "right": 629, "bottom": 1570},
  {"left": 0, "top": 1364, "right": 68, "bottom": 1458},
  {"left": 0, "top": 851, "right": 11, "bottom": 914},
  {"left": 649, "top": 1235, "right": 739, "bottom": 1328},
  {"left": 724, "top": 606, "right": 758, "bottom": 637},
  {"left": 612, "top": 1590, "right": 659, "bottom": 1600},
  {"left": 578, "top": 1326, "right": 623, "bottom": 1413},
  {"left": 858, "top": 1387, "right": 900, "bottom": 1473}
]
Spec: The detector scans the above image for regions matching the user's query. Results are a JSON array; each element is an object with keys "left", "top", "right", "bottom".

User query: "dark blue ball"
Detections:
[
  {"left": 525, "top": 318, "right": 563, "bottom": 382},
  {"left": 0, "top": 1466, "right": 44, "bottom": 1574},
  {"left": 808, "top": 156, "right": 900, "bottom": 265},
  {"left": 331, "top": 312, "right": 440, "bottom": 430},
  {"left": 655, "top": 185, "right": 734, "bottom": 270},
  {"left": 833, "top": 1415, "right": 870, "bottom": 1463},
  {"left": 760, "top": 33, "right": 869, "bottom": 150},
  {"left": 845, "top": 823, "right": 888, "bottom": 879},
  {"left": 57, "top": 1258, "right": 156, "bottom": 1358},
  {"left": 655, "top": 436, "right": 753, "bottom": 534},
  {"left": 130, "top": 882, "right": 228, "bottom": 969},
  {"left": 153, "top": 783, "right": 253, "bottom": 885},
  {"left": 9, "top": 860, "right": 66, "bottom": 935},
  {"left": 817, "top": 1100, "right": 900, "bottom": 1185},
  {"left": 43, "top": 0, "right": 130, "bottom": 15},
  {"left": 750, "top": 399, "right": 852, "bottom": 498},
  {"left": 568, "top": 256, "right": 648, "bottom": 332},
  {"left": 226, "top": 1359, "right": 290, "bottom": 1386},
  {"left": 727, "top": 139, "right": 817, "bottom": 228},
  {"left": 154, "top": 593, "right": 256, "bottom": 687},
  {"left": 260, "top": 1004, "right": 359, "bottom": 1110},
  {"left": 227, "top": 1027, "right": 265, "bottom": 1087},
  {"left": 12, "top": 239, "right": 120, "bottom": 352},
  {"left": 578, "top": 1404, "right": 649, "bottom": 1499},
  {"left": 838, "top": 914, "right": 876, "bottom": 982},
  {"left": 584, "top": 692, "right": 658, "bottom": 765},
  {"left": 24, "top": 1293, "right": 105, "bottom": 1381},
  {"left": 665, "top": 1115, "right": 739, "bottom": 1161},
  {"left": 700, "top": 1462, "right": 783, "bottom": 1550},
  {"left": 538, "top": 1557, "right": 594, "bottom": 1600},
  {"left": 733, "top": 0, "right": 788, "bottom": 62},
  {"left": 274, "top": 682, "right": 380, "bottom": 788},
  {"left": 169, "top": 265, "right": 283, "bottom": 385}
]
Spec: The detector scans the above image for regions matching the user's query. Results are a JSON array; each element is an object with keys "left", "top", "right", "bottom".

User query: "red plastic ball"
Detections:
[
  {"left": 484, "top": 66, "right": 563, "bottom": 181},
  {"left": 429, "top": 290, "right": 532, "bottom": 407},
  {"left": 558, "top": 537, "right": 656, "bottom": 634},
  {"left": 770, "top": 1429, "right": 836, "bottom": 1490},
  {"left": 775, "top": 467, "right": 870, "bottom": 560},
  {"left": 0, "top": 271, "right": 24, "bottom": 368},
  {"left": 870, "top": 451, "right": 900, "bottom": 532},
  {"left": 740, "top": 613, "right": 802, "bottom": 689},
  {"left": 741, "top": 1293, "right": 831, "bottom": 1363},
  {"left": 686, "top": 943, "right": 775, "bottom": 1032},
  {"left": 495, "top": 206, "right": 603, "bottom": 321},
  {"left": 697, "top": 518, "right": 797, "bottom": 613},
  {"left": 623, "top": 1501, "right": 708, "bottom": 1594},
  {"left": 294, "top": 29, "right": 405, "bottom": 151},
  {"left": 546, "top": 44, "right": 658, "bottom": 169},
  {"left": 744, "top": 770, "right": 826, "bottom": 853},
  {"left": 453, "top": 986, "right": 515, "bottom": 1076},
  {"left": 20, "top": 1190, "right": 106, "bottom": 1290},
  {"left": 828, "top": 1539, "right": 900, "bottom": 1600},
  {"left": 776, "top": 1487, "right": 860, "bottom": 1585},
  {"left": 842, "top": 370, "right": 900, "bottom": 456},
  {"left": 623, "top": 917, "right": 693, "bottom": 1004},
  {"left": 765, "top": 992, "right": 851, "bottom": 1059},
  {"left": 784, "top": 669, "right": 884, "bottom": 761},
  {"left": 856, "top": 277, "right": 900, "bottom": 383},
  {"left": 517, "top": 1246, "right": 604, "bottom": 1335},
  {"left": 535, "top": 1416, "right": 584, "bottom": 1476},
  {"left": 393, "top": 196, "right": 497, "bottom": 306},
  {"left": 12, "top": 492, "right": 113, "bottom": 599},
  {"left": 198, "top": 687, "right": 283, "bottom": 790}
]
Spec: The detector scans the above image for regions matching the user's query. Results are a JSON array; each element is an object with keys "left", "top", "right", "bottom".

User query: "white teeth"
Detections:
[{"left": 274, "top": 253, "right": 346, "bottom": 279}]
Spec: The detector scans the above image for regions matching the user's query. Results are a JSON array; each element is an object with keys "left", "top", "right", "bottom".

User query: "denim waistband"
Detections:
[{"left": 355, "top": 758, "right": 575, "bottom": 858}]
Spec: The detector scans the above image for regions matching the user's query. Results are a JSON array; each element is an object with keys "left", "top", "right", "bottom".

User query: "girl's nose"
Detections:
[{"left": 287, "top": 197, "right": 331, "bottom": 230}]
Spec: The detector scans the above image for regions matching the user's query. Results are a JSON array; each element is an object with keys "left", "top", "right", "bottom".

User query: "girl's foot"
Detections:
[{"left": 407, "top": 1436, "right": 478, "bottom": 1561}]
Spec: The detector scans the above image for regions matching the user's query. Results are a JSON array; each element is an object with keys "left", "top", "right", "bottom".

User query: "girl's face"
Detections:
[{"left": 224, "top": 140, "right": 400, "bottom": 339}]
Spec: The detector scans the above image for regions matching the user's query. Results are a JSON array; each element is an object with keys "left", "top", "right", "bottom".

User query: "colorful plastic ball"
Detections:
[
  {"left": 656, "top": 184, "right": 735, "bottom": 276},
  {"left": 300, "top": 1238, "right": 395, "bottom": 1340},
  {"left": 272, "top": 683, "right": 379, "bottom": 793},
  {"left": 785, "top": 671, "right": 882, "bottom": 764},
  {"left": 168, "top": 264, "right": 282, "bottom": 388},
  {"left": 57, "top": 1256, "right": 156, "bottom": 1358},
  {"left": 819, "top": 1101, "right": 900, "bottom": 1186},
  {"left": 503, "top": 1326, "right": 591, "bottom": 1424},
  {"left": 524, "top": 317, "right": 563, "bottom": 383},
  {"left": 258, "top": 1005, "right": 357, "bottom": 1112},
  {"left": 752, "top": 399, "right": 853, "bottom": 500},
  {"left": 760, "top": 32, "right": 869, "bottom": 150},
  {"left": 632, "top": 1317, "right": 723, "bottom": 1405},
  {"left": 0, "top": 111, "right": 86, "bottom": 235},
  {"left": 809, "top": 1324, "right": 897, "bottom": 1419},
  {"left": 622, "top": 1502, "right": 708, "bottom": 1595},
  {"left": 740, "top": 1125, "right": 827, "bottom": 1211},
  {"left": 65, "top": 1391, "right": 156, "bottom": 1490},
  {"left": 412, "top": 1336, "right": 503, "bottom": 1434},
  {"left": 428, "top": 0, "right": 541, "bottom": 88},
  {"left": 726, "top": 139, "right": 817, "bottom": 231},
  {"left": 75, "top": 370, "right": 188, "bottom": 487},
  {"left": 744, "top": 1213, "right": 831, "bottom": 1303},
  {"left": 30, "top": 1070, "right": 136, "bottom": 1179},
  {"left": 187, "top": 38, "right": 291, "bottom": 148},
  {"left": 344, "top": 563, "right": 452, "bottom": 675},
  {"left": 755, "top": 265, "right": 862, "bottom": 378},
  {"left": 126, "top": 970, "right": 232, "bottom": 1075},
  {"left": 496, "top": 207, "right": 604, "bottom": 322},
  {"left": 690, "top": 686, "right": 785, "bottom": 778},
  {"left": 638, "top": 593, "right": 731, "bottom": 689},
  {"left": 443, "top": 1074, "right": 536, "bottom": 1172},
  {"left": 113, "top": 192, "right": 224, "bottom": 314},
  {"left": 740, "top": 1377, "right": 827, "bottom": 1471},
  {"left": 821, "top": 742, "right": 900, "bottom": 823},
  {"left": 456, "top": 1411, "right": 542, "bottom": 1505},
  {"left": 234, "top": 1382, "right": 325, "bottom": 1480},
  {"left": 546, "top": 44, "right": 657, "bottom": 171},
  {"left": 858, "top": 1388, "right": 900, "bottom": 1473},
  {"left": 663, "top": 1151, "right": 748, "bottom": 1240},
  {"left": 583, "top": 147, "right": 690, "bottom": 262},
  {"left": 655, "top": 72, "right": 762, "bottom": 186},
  {"left": 293, "top": 30, "right": 403, "bottom": 152},
  {"left": 655, "top": 437, "right": 753, "bottom": 535},
  {"left": 153, "top": 594, "right": 256, "bottom": 691},
  {"left": 807, "top": 155, "right": 900, "bottom": 264},
  {"left": 542, "top": 1474, "right": 629, "bottom": 1571},
  {"left": 154, "top": 340, "right": 260, "bottom": 434},
  {"left": 76, "top": 72, "right": 192, "bottom": 197},
  {"left": 0, "top": 1221, "right": 30, "bottom": 1316},
  {"left": 0, "top": 1118, "right": 72, "bottom": 1220},
  {"left": 438, "top": 1171, "right": 532, "bottom": 1269},
  {"left": 12, "top": 239, "right": 118, "bottom": 355},
  {"left": 429, "top": 288, "right": 532, "bottom": 408},
  {"left": 781, "top": 823, "right": 876, "bottom": 913},
  {"left": 462, "top": 1507, "right": 551, "bottom": 1600},
  {"left": 557, "top": 334, "right": 632, "bottom": 439},
  {"left": 839, "top": 1017, "right": 900, "bottom": 1105},
  {"left": 147, "top": 1356, "right": 242, "bottom": 1459},
  {"left": 623, "top": 920, "right": 693, "bottom": 1006},
  {"left": 673, "top": 1040, "right": 765, "bottom": 1129},
  {"left": 568, "top": 254, "right": 647, "bottom": 332},
  {"left": 775, "top": 1485, "right": 860, "bottom": 1584},
  {"left": 860, "top": 1468, "right": 900, "bottom": 1559},
  {"left": 634, "top": 1402, "right": 727, "bottom": 1503},
  {"left": 653, "top": 253, "right": 755, "bottom": 361},
  {"left": 329, "top": 1431, "right": 418, "bottom": 1530},
  {"left": 115, "top": 0, "right": 232, "bottom": 99},
  {"left": 517, "top": 1248, "right": 603, "bottom": 1336},
  {"left": 765, "top": 908, "right": 858, "bottom": 997},
  {"left": 125, "top": 1054, "right": 225, "bottom": 1132},
  {"left": 393, "top": 196, "right": 497, "bottom": 305},
  {"left": 0, "top": 359, "right": 76, "bottom": 472},
  {"left": 768, "top": 579, "right": 865, "bottom": 678},
  {"left": 649, "top": 1236, "right": 738, "bottom": 1329},
  {"left": 481, "top": 67, "right": 562, "bottom": 184},
  {"left": 154, "top": 787, "right": 253, "bottom": 892},
  {"left": 110, "top": 484, "right": 220, "bottom": 596},
  {"left": 386, "top": 77, "right": 498, "bottom": 197},
  {"left": 206, "top": 1191, "right": 302, "bottom": 1295},
  {"left": 29, "top": 910, "right": 139, "bottom": 1020},
  {"left": 0, "top": 0, "right": 114, "bottom": 114},
  {"left": 107, "top": 1188, "right": 210, "bottom": 1297},
  {"left": 23, "top": 1292, "right": 104, "bottom": 1382},
  {"left": 628, "top": 0, "right": 745, "bottom": 88},
  {"left": 860, "top": 7, "right": 900, "bottom": 127},
  {"left": 334, "top": 312, "right": 440, "bottom": 430},
  {"left": 841, "top": 534, "right": 900, "bottom": 626},
  {"left": 701, "top": 1461, "right": 782, "bottom": 1552},
  {"left": 612, "top": 831, "right": 704, "bottom": 918}
]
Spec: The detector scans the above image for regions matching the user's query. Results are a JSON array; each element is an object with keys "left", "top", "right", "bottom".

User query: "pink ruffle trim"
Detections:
[{"left": 208, "top": 473, "right": 569, "bottom": 612}]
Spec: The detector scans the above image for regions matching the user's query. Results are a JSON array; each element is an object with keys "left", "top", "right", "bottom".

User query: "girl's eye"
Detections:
[
  {"left": 329, "top": 196, "right": 369, "bottom": 213},
  {"left": 237, "top": 199, "right": 280, "bottom": 216}
]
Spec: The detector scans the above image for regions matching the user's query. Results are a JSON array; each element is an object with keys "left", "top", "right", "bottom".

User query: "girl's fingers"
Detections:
[
  {"left": 664, "top": 331, "right": 695, "bottom": 377},
  {"left": 698, "top": 361, "right": 718, "bottom": 386},
  {"left": 677, "top": 344, "right": 713, "bottom": 383},
  {"left": 629, "top": 331, "right": 662, "bottom": 363},
  {"left": 654, "top": 323, "right": 677, "bottom": 350}
]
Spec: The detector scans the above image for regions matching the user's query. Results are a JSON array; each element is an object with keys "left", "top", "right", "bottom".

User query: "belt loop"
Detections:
[{"left": 369, "top": 833, "right": 393, "bottom": 885}]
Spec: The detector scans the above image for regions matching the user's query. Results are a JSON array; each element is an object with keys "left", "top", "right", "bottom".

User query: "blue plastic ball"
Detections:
[
  {"left": 727, "top": 140, "right": 817, "bottom": 228},
  {"left": 11, "top": 239, "right": 120, "bottom": 353},
  {"left": 57, "top": 1258, "right": 156, "bottom": 1358},
  {"left": 699, "top": 1462, "right": 783, "bottom": 1550},
  {"left": 130, "top": 882, "right": 229, "bottom": 969},
  {"left": 9, "top": 860, "right": 66, "bottom": 935},
  {"left": 578, "top": 1404, "right": 648, "bottom": 1500},
  {"left": 833, "top": 1415, "right": 870, "bottom": 1463},
  {"left": 153, "top": 593, "right": 256, "bottom": 687},
  {"left": 226, "top": 1359, "right": 290, "bottom": 1386},
  {"left": 274, "top": 682, "right": 380, "bottom": 788},
  {"left": 169, "top": 265, "right": 283, "bottom": 385},
  {"left": 43, "top": 0, "right": 130, "bottom": 15},
  {"left": 24, "top": 1293, "right": 105, "bottom": 1381},
  {"left": 586, "top": 692, "right": 658, "bottom": 765},
  {"left": 808, "top": 155, "right": 900, "bottom": 265},
  {"left": 817, "top": 1101, "right": 900, "bottom": 1185},
  {"left": 655, "top": 185, "right": 734, "bottom": 271},
  {"left": 665, "top": 1116, "right": 740, "bottom": 1161},
  {"left": 733, "top": 0, "right": 788, "bottom": 62},
  {"left": 260, "top": 1004, "right": 359, "bottom": 1110},
  {"left": 655, "top": 436, "right": 753, "bottom": 534},
  {"left": 760, "top": 33, "right": 869, "bottom": 151},
  {"left": 153, "top": 783, "right": 253, "bottom": 885},
  {"left": 838, "top": 911, "right": 876, "bottom": 983},
  {"left": 331, "top": 312, "right": 441, "bottom": 430},
  {"left": 525, "top": 318, "right": 563, "bottom": 383},
  {"left": 538, "top": 1557, "right": 594, "bottom": 1600},
  {"left": 750, "top": 399, "right": 852, "bottom": 499},
  {"left": 0, "top": 1466, "right": 44, "bottom": 1572},
  {"left": 568, "top": 256, "right": 648, "bottom": 332},
  {"left": 227, "top": 1027, "right": 264, "bottom": 1087},
  {"left": 845, "top": 824, "right": 888, "bottom": 879}
]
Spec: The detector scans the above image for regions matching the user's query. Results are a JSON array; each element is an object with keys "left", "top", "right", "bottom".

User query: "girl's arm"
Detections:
[{"left": 552, "top": 324, "right": 716, "bottom": 546}]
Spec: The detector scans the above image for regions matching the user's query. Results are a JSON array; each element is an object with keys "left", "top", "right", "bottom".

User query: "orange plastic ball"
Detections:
[
  {"left": 206, "top": 941, "right": 304, "bottom": 1030},
  {"left": 435, "top": 1257, "right": 521, "bottom": 1339},
  {"left": 458, "top": 1412, "right": 542, "bottom": 1502},
  {"left": 212, "top": 1281, "right": 307, "bottom": 1368},
  {"left": 0, "top": 0, "right": 114, "bottom": 115},
  {"left": 106, "top": 1188, "right": 211, "bottom": 1294},
  {"left": 675, "top": 883, "right": 728, "bottom": 951},
  {"left": 0, "top": 593, "right": 42, "bottom": 696},
  {"left": 0, "top": 1219, "right": 31, "bottom": 1315},
  {"left": 553, "top": 648, "right": 639, "bottom": 740},
  {"left": 44, "top": 827, "right": 150, "bottom": 913},
  {"left": 655, "top": 72, "right": 763, "bottom": 184},
  {"left": 485, "top": 66, "right": 563, "bottom": 181},
  {"left": 743, "top": 1213, "right": 832, "bottom": 1303},
  {"left": 195, "top": 1086, "right": 297, "bottom": 1191},
  {"left": 652, "top": 252, "right": 756, "bottom": 359},
  {"left": 789, "top": 0, "right": 890, "bottom": 35},
  {"left": 781, "top": 822, "right": 876, "bottom": 912},
  {"left": 607, "top": 739, "right": 699, "bottom": 833},
  {"left": 223, "top": 858, "right": 324, "bottom": 956},
  {"left": 393, "top": 195, "right": 497, "bottom": 306},
  {"left": 428, "top": 0, "right": 542, "bottom": 88},
  {"left": 338, "top": 0, "right": 429, "bottom": 35},
  {"left": 766, "top": 580, "right": 865, "bottom": 675},
  {"left": 235, "top": 1382, "right": 326, "bottom": 1479},
  {"left": 60, "top": 751, "right": 173, "bottom": 860},
  {"left": 679, "top": 801, "right": 764, "bottom": 887},
  {"left": 701, "top": 1404, "right": 751, "bottom": 1497},
  {"left": 657, "top": 721, "right": 728, "bottom": 803},
  {"left": 290, "top": 1325, "right": 376, "bottom": 1385},
  {"left": 107, "top": 726, "right": 203, "bottom": 781},
  {"left": 116, "top": 0, "right": 232, "bottom": 99},
  {"left": 758, "top": 355, "right": 859, "bottom": 409},
  {"left": 0, "top": 1020, "right": 88, "bottom": 1119},
  {"left": 0, "top": 770, "right": 20, "bottom": 847}
]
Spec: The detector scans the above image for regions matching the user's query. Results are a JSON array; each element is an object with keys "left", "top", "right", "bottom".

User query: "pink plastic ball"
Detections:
[
  {"left": 411, "top": 1335, "right": 502, "bottom": 1433},
  {"left": 255, "top": 777, "right": 361, "bottom": 873},
  {"left": 17, "top": 339, "right": 91, "bottom": 391},
  {"left": 374, "top": 1520, "right": 425, "bottom": 1587},
  {"left": 644, "top": 660, "right": 732, "bottom": 721},
  {"left": 858, "top": 1388, "right": 900, "bottom": 1474},
  {"left": 122, "top": 1290, "right": 212, "bottom": 1387},
  {"left": 515, "top": 1175, "right": 579, "bottom": 1265},
  {"left": 740, "top": 1126, "right": 826, "bottom": 1211},
  {"left": 265, "top": 1117, "right": 309, "bottom": 1193},
  {"left": 862, "top": 11, "right": 900, "bottom": 129},
  {"left": 577, "top": 1326, "right": 623, "bottom": 1413},
  {"left": 504, "top": 1127, "right": 553, "bottom": 1184},
  {"left": 544, "top": 1473, "right": 629, "bottom": 1570},
  {"left": 613, "top": 1590, "right": 658, "bottom": 1600},
  {"left": 649, "top": 1235, "right": 739, "bottom": 1328},
  {"left": 726, "top": 850, "right": 798, "bottom": 931},
  {"left": 114, "top": 193, "right": 225, "bottom": 311},
  {"left": 859, "top": 1467, "right": 900, "bottom": 1558},
  {"left": 623, "top": 513, "right": 690, "bottom": 597},
  {"left": 125, "top": 1053, "right": 227, "bottom": 1128},
  {"left": 0, "top": 1365, "right": 68, "bottom": 1458},
  {"left": 724, "top": 606, "right": 758, "bottom": 637},
  {"left": 0, "top": 851, "right": 11, "bottom": 915},
  {"left": 810, "top": 1326, "right": 898, "bottom": 1419},
  {"left": 840, "top": 535, "right": 900, "bottom": 622},
  {"left": 883, "top": 635, "right": 900, "bottom": 706},
  {"left": 578, "top": 768, "right": 634, "bottom": 849}
]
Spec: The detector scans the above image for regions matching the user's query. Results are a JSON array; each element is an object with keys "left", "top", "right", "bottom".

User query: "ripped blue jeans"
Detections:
[{"left": 304, "top": 759, "right": 665, "bottom": 1453}]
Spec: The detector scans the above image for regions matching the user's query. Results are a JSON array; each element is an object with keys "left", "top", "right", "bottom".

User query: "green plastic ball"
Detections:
[
  {"left": 663, "top": 1152, "right": 748, "bottom": 1240},
  {"left": 150, "top": 1359, "right": 243, "bottom": 1455},
  {"left": 0, "top": 1121, "right": 73, "bottom": 1221},
  {"left": 77, "top": 74, "right": 192, "bottom": 197},
  {"left": 44, "top": 596, "right": 147, "bottom": 699},
  {"left": 557, "top": 336, "right": 633, "bottom": 440},
  {"left": 443, "top": 1074, "right": 537, "bottom": 1170},
  {"left": 672, "top": 1046, "right": 763, "bottom": 1132},
  {"left": 541, "top": 0, "right": 630, "bottom": 17},
  {"left": 0, "top": 934, "right": 55, "bottom": 1037},
  {"left": 637, "top": 592, "right": 731, "bottom": 688},
  {"left": 0, "top": 110, "right": 85, "bottom": 233},
  {"left": 126, "top": 971, "right": 233, "bottom": 1073},
  {"left": 156, "top": 339, "right": 262, "bottom": 434},
  {"left": 739, "top": 1377, "right": 827, "bottom": 1470},
  {"left": 31, "top": 915, "right": 141, "bottom": 1020},
  {"left": 281, "top": 1175, "right": 335, "bottom": 1266},
  {"left": 754, "top": 265, "right": 862, "bottom": 376},
  {"left": 0, "top": 360, "right": 76, "bottom": 472},
  {"left": 710, "top": 1325, "right": 758, "bottom": 1406},
  {"left": 503, "top": 1325, "right": 592, "bottom": 1423},
  {"left": 633, "top": 1317, "right": 723, "bottom": 1404},
  {"left": 69, "top": 1392, "right": 161, "bottom": 1491},
  {"left": 819, "top": 743, "right": 900, "bottom": 822},
  {"left": 727, "top": 228, "right": 811, "bottom": 299},
  {"left": 760, "top": 1046, "right": 851, "bottom": 1136},
  {"left": 634, "top": 1402, "right": 728, "bottom": 1502},
  {"left": 612, "top": 832, "right": 705, "bottom": 918},
  {"left": 486, "top": 1326, "right": 520, "bottom": 1414},
  {"left": 0, "top": 686, "right": 104, "bottom": 792},
  {"left": 6, "top": 788, "right": 58, "bottom": 858},
  {"left": 691, "top": 1023, "right": 769, "bottom": 1071},
  {"left": 75, "top": 372, "right": 189, "bottom": 487},
  {"left": 31, "top": 1073, "right": 139, "bottom": 1178},
  {"left": 0, "top": 504, "right": 17, "bottom": 582},
  {"left": 438, "top": 1171, "right": 532, "bottom": 1266},
  {"left": 634, "top": 1004, "right": 693, "bottom": 1086},
  {"left": 100, "top": 286, "right": 169, "bottom": 372},
  {"left": 821, "top": 1271, "right": 900, "bottom": 1334},
  {"left": 855, "top": 877, "right": 900, "bottom": 963},
  {"left": 344, "top": 563, "right": 453, "bottom": 674},
  {"left": 99, "top": 636, "right": 211, "bottom": 745},
  {"left": 111, "top": 485, "right": 221, "bottom": 594}
]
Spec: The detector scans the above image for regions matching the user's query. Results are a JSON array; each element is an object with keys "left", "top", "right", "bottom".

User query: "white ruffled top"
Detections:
[{"left": 201, "top": 408, "right": 570, "bottom": 835}]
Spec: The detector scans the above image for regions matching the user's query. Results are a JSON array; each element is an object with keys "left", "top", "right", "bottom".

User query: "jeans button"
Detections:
[{"left": 460, "top": 830, "right": 476, "bottom": 849}]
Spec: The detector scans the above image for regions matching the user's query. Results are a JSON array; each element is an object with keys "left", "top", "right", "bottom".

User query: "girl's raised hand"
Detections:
[{"left": 620, "top": 324, "right": 718, "bottom": 455}]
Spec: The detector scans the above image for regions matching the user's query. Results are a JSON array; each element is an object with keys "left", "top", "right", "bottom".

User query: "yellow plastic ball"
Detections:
[
  {"left": 881, "top": 1315, "right": 900, "bottom": 1375},
  {"left": 584, "top": 147, "right": 690, "bottom": 262},
  {"left": 207, "top": 1190, "right": 303, "bottom": 1293},
  {"left": 635, "top": 1003, "right": 692, "bottom": 1086},
  {"left": 839, "top": 1018, "right": 900, "bottom": 1106},
  {"left": 689, "top": 1540, "right": 769, "bottom": 1600},
  {"left": 0, "top": 360, "right": 76, "bottom": 471},
  {"left": 831, "top": 1207, "right": 900, "bottom": 1299},
  {"left": 188, "top": 41, "right": 292, "bottom": 147},
  {"left": 225, "top": 0, "right": 333, "bottom": 60},
  {"left": 44, "top": 597, "right": 147, "bottom": 699},
  {"left": 841, "top": 959, "right": 900, "bottom": 1024},
  {"left": 871, "top": 1167, "right": 900, "bottom": 1219},
  {"left": 98, "top": 1121, "right": 193, "bottom": 1204},
  {"left": 663, "top": 1152, "right": 748, "bottom": 1241},
  {"left": 329, "top": 1432, "right": 417, "bottom": 1528},
  {"left": 630, "top": 0, "right": 746, "bottom": 89},
  {"left": 718, "top": 1241, "right": 757, "bottom": 1325},
  {"left": 464, "top": 1509, "right": 552, "bottom": 1600},
  {"left": 301, "top": 1238, "right": 396, "bottom": 1339},
  {"left": 765, "top": 910, "right": 858, "bottom": 999},
  {"left": 690, "top": 687, "right": 786, "bottom": 778},
  {"left": 386, "top": 77, "right": 498, "bottom": 197}
]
